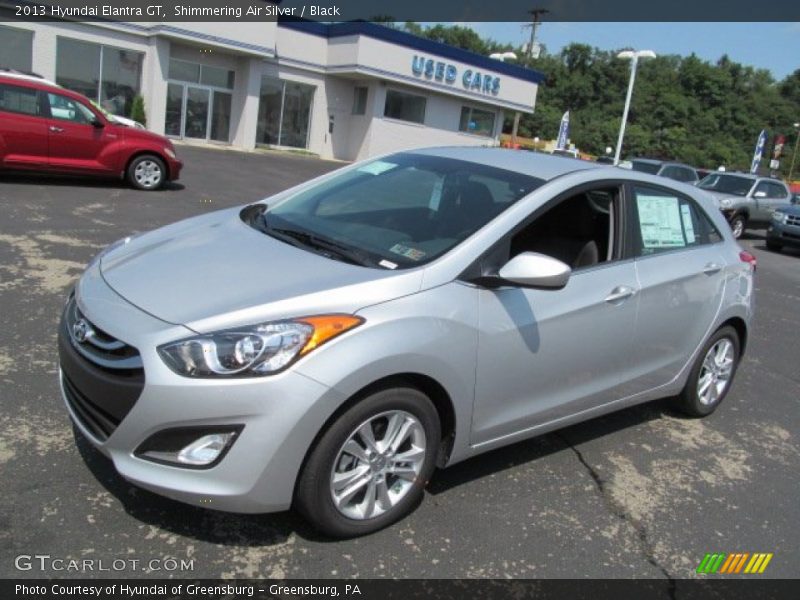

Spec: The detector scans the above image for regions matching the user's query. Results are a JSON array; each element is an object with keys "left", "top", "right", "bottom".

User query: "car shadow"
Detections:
[
  {"left": 0, "top": 173, "right": 185, "bottom": 192},
  {"left": 428, "top": 398, "right": 674, "bottom": 495},
  {"left": 73, "top": 397, "right": 679, "bottom": 545}
]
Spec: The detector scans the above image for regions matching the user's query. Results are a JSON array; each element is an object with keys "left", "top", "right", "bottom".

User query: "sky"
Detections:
[{"left": 464, "top": 22, "right": 800, "bottom": 80}]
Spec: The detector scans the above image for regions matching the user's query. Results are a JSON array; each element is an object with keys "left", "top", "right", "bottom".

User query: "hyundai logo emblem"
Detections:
[{"left": 72, "top": 319, "right": 92, "bottom": 343}]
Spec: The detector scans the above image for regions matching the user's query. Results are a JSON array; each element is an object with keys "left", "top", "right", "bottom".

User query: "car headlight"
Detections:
[
  {"left": 87, "top": 234, "right": 139, "bottom": 270},
  {"left": 772, "top": 211, "right": 788, "bottom": 224},
  {"left": 158, "top": 315, "right": 364, "bottom": 378},
  {"left": 719, "top": 198, "right": 733, "bottom": 208},
  {"left": 164, "top": 147, "right": 177, "bottom": 159}
]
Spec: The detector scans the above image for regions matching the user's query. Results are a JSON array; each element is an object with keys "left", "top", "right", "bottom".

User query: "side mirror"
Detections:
[
  {"left": 791, "top": 195, "right": 798, "bottom": 205},
  {"left": 498, "top": 252, "right": 572, "bottom": 289},
  {"left": 90, "top": 117, "right": 105, "bottom": 128},
  {"left": 753, "top": 191, "right": 767, "bottom": 198}
]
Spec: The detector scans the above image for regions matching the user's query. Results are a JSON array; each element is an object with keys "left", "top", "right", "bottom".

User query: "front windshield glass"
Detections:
[
  {"left": 256, "top": 153, "right": 543, "bottom": 269},
  {"left": 697, "top": 174, "right": 754, "bottom": 196}
]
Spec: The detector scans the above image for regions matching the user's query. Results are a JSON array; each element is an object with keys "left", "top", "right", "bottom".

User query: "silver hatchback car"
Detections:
[{"left": 59, "top": 148, "right": 755, "bottom": 537}]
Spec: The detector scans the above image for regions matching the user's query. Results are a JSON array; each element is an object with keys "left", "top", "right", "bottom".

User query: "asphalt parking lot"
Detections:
[{"left": 1, "top": 144, "right": 798, "bottom": 580}]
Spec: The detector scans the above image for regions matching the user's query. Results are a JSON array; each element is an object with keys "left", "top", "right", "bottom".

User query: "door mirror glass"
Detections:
[
  {"left": 753, "top": 191, "right": 767, "bottom": 198},
  {"left": 90, "top": 116, "right": 104, "bottom": 128},
  {"left": 498, "top": 252, "right": 571, "bottom": 289}
]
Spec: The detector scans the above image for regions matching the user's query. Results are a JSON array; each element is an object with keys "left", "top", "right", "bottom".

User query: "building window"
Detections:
[
  {"left": 168, "top": 59, "right": 234, "bottom": 90},
  {"left": 384, "top": 89, "right": 426, "bottom": 124},
  {"left": 459, "top": 106, "right": 496, "bottom": 137},
  {"left": 55, "top": 37, "right": 143, "bottom": 117},
  {"left": 256, "top": 76, "right": 315, "bottom": 149},
  {"left": 0, "top": 25, "right": 33, "bottom": 72},
  {"left": 352, "top": 86, "right": 368, "bottom": 115}
]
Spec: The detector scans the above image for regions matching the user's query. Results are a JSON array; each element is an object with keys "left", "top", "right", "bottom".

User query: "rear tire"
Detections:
[
  {"left": 674, "top": 326, "right": 740, "bottom": 417},
  {"left": 295, "top": 387, "right": 440, "bottom": 538},
  {"left": 729, "top": 214, "right": 746, "bottom": 239},
  {"left": 127, "top": 155, "right": 166, "bottom": 190}
]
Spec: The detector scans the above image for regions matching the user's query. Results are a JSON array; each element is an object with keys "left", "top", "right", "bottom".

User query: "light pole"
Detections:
[
  {"left": 613, "top": 49, "right": 656, "bottom": 165},
  {"left": 789, "top": 122, "right": 800, "bottom": 182}
]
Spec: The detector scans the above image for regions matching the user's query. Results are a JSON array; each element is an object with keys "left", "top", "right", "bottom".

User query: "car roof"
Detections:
[
  {"left": 0, "top": 69, "right": 59, "bottom": 87},
  {"left": 409, "top": 147, "right": 602, "bottom": 180}
]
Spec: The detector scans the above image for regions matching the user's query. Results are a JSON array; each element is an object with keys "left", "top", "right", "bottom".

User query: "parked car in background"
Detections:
[
  {"left": 0, "top": 71, "right": 181, "bottom": 190},
  {"left": 629, "top": 158, "right": 700, "bottom": 184},
  {"left": 766, "top": 197, "right": 800, "bottom": 253},
  {"left": 696, "top": 172, "right": 793, "bottom": 239},
  {"left": 551, "top": 148, "right": 579, "bottom": 159},
  {"left": 59, "top": 148, "right": 754, "bottom": 537},
  {"left": 90, "top": 100, "right": 146, "bottom": 130}
]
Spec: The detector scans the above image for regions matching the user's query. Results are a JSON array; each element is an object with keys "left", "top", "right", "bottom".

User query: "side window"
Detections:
[
  {"left": 47, "top": 93, "right": 96, "bottom": 124},
  {"left": 767, "top": 182, "right": 788, "bottom": 199},
  {"left": 509, "top": 187, "right": 620, "bottom": 270},
  {"left": 0, "top": 84, "right": 40, "bottom": 116},
  {"left": 679, "top": 168, "right": 698, "bottom": 182},
  {"left": 660, "top": 166, "right": 680, "bottom": 181},
  {"left": 753, "top": 181, "right": 769, "bottom": 197},
  {"left": 632, "top": 186, "right": 721, "bottom": 256}
]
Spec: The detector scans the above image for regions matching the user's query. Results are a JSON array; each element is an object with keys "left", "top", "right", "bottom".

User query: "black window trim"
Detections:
[
  {"left": 460, "top": 178, "right": 632, "bottom": 287},
  {"left": 625, "top": 181, "right": 725, "bottom": 261},
  {"left": 42, "top": 89, "right": 102, "bottom": 125}
]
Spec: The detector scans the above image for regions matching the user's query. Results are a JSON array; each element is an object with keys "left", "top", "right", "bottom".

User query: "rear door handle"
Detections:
[
  {"left": 703, "top": 262, "right": 723, "bottom": 275},
  {"left": 49, "top": 126, "right": 64, "bottom": 133},
  {"left": 605, "top": 285, "right": 637, "bottom": 304}
]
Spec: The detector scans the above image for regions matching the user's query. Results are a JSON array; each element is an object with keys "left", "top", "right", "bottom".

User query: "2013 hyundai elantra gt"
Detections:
[{"left": 59, "top": 148, "right": 754, "bottom": 537}]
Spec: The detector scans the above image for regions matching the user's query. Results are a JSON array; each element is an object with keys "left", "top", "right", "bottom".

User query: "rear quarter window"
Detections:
[{"left": 0, "top": 83, "right": 40, "bottom": 116}]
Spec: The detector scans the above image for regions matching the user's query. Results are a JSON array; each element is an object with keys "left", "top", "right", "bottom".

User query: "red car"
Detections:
[{"left": 0, "top": 72, "right": 182, "bottom": 190}]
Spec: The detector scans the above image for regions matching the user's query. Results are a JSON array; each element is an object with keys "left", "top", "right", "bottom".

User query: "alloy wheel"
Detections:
[
  {"left": 330, "top": 410, "right": 426, "bottom": 520},
  {"left": 697, "top": 338, "right": 735, "bottom": 406},
  {"left": 134, "top": 160, "right": 163, "bottom": 188}
]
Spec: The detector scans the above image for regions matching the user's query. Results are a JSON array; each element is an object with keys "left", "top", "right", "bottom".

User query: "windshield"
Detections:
[
  {"left": 251, "top": 153, "right": 543, "bottom": 269},
  {"left": 697, "top": 174, "right": 754, "bottom": 196},
  {"left": 631, "top": 161, "right": 661, "bottom": 175}
]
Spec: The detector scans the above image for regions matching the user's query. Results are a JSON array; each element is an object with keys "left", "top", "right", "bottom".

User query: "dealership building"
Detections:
[{"left": 0, "top": 19, "right": 543, "bottom": 161}]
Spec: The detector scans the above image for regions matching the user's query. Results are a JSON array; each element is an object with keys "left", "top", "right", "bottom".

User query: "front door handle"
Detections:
[
  {"left": 49, "top": 126, "right": 64, "bottom": 133},
  {"left": 702, "top": 262, "right": 723, "bottom": 275},
  {"left": 605, "top": 285, "right": 637, "bottom": 304}
]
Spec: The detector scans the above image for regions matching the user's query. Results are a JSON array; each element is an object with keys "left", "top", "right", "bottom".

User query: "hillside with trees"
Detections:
[{"left": 398, "top": 23, "right": 800, "bottom": 175}]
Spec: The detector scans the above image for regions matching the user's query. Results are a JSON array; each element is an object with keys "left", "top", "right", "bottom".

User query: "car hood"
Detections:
[
  {"left": 699, "top": 190, "right": 744, "bottom": 206},
  {"left": 776, "top": 204, "right": 800, "bottom": 216},
  {"left": 99, "top": 207, "right": 423, "bottom": 332}
]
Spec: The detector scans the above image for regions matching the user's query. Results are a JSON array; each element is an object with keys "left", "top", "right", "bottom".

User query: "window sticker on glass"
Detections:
[
  {"left": 680, "top": 204, "right": 696, "bottom": 243},
  {"left": 389, "top": 243, "right": 427, "bottom": 261},
  {"left": 357, "top": 160, "right": 398, "bottom": 176},
  {"left": 429, "top": 177, "right": 444, "bottom": 211},
  {"left": 379, "top": 259, "right": 398, "bottom": 270},
  {"left": 637, "top": 194, "right": 686, "bottom": 249}
]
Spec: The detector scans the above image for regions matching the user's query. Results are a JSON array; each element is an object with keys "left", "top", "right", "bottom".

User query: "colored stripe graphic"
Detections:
[{"left": 697, "top": 552, "right": 773, "bottom": 574}]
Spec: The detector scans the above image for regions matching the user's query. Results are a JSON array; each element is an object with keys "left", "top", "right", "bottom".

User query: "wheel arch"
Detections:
[
  {"left": 719, "top": 316, "right": 748, "bottom": 357},
  {"left": 292, "top": 372, "right": 457, "bottom": 503},
  {"left": 124, "top": 150, "right": 170, "bottom": 181}
]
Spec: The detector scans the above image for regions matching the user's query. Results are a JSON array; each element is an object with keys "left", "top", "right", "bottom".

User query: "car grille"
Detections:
[
  {"left": 786, "top": 214, "right": 800, "bottom": 227},
  {"left": 59, "top": 295, "right": 145, "bottom": 442}
]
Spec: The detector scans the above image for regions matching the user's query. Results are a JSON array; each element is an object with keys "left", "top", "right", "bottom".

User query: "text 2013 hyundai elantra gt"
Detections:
[{"left": 59, "top": 147, "right": 754, "bottom": 537}]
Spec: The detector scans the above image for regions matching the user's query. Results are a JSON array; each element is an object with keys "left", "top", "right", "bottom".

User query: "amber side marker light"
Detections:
[{"left": 297, "top": 315, "right": 364, "bottom": 356}]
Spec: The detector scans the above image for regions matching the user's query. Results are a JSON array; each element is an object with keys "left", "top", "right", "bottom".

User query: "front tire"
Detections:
[
  {"left": 766, "top": 239, "right": 783, "bottom": 252},
  {"left": 729, "top": 214, "right": 746, "bottom": 239},
  {"left": 674, "top": 326, "right": 741, "bottom": 417},
  {"left": 127, "top": 155, "right": 166, "bottom": 190},
  {"left": 295, "top": 387, "right": 440, "bottom": 538}
]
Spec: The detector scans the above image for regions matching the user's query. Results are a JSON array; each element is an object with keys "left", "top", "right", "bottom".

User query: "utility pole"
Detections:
[
  {"left": 522, "top": 8, "right": 549, "bottom": 59},
  {"left": 512, "top": 8, "right": 548, "bottom": 147}
]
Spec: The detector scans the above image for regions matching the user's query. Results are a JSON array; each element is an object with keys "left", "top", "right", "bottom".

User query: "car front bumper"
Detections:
[
  {"left": 58, "top": 263, "right": 344, "bottom": 513},
  {"left": 767, "top": 220, "right": 800, "bottom": 248}
]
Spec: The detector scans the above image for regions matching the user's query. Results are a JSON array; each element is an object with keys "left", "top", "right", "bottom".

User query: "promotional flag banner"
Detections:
[
  {"left": 556, "top": 111, "right": 570, "bottom": 150},
  {"left": 750, "top": 129, "right": 767, "bottom": 173}
]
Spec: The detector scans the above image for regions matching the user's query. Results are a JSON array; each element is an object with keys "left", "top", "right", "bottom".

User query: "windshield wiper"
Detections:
[{"left": 262, "top": 217, "right": 376, "bottom": 267}]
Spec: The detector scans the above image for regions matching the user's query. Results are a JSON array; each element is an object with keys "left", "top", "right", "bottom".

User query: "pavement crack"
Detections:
[{"left": 556, "top": 431, "right": 677, "bottom": 597}]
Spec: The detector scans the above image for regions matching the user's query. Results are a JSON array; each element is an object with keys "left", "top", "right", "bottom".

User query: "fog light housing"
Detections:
[{"left": 135, "top": 426, "right": 243, "bottom": 469}]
